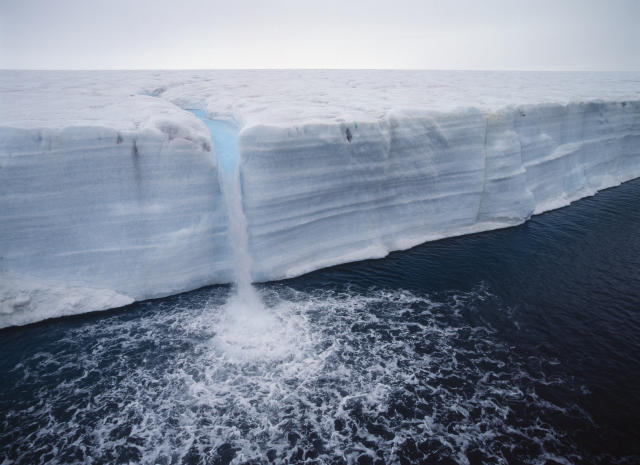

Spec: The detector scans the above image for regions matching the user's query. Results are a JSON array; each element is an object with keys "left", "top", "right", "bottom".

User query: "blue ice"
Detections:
[{"left": 188, "top": 109, "right": 238, "bottom": 174}]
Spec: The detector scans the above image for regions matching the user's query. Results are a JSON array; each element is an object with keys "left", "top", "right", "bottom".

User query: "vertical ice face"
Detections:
[
  {"left": 476, "top": 110, "right": 535, "bottom": 224},
  {"left": 237, "top": 110, "right": 490, "bottom": 281},
  {"left": 237, "top": 101, "right": 640, "bottom": 282},
  {"left": 514, "top": 101, "right": 640, "bottom": 212},
  {"left": 0, "top": 103, "right": 233, "bottom": 327}
]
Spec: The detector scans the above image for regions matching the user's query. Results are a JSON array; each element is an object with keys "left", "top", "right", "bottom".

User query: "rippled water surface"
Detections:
[{"left": 2, "top": 179, "right": 640, "bottom": 465}]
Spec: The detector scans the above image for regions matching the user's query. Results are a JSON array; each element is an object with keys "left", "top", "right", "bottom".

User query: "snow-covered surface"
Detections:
[
  {"left": 0, "top": 272, "right": 134, "bottom": 327},
  {"left": 1, "top": 70, "right": 640, "bottom": 327},
  {"left": 2, "top": 70, "right": 640, "bottom": 127}
]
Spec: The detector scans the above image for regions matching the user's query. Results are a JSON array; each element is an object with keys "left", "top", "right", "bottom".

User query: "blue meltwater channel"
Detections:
[
  {"left": 188, "top": 110, "right": 238, "bottom": 175},
  {"left": 188, "top": 109, "right": 257, "bottom": 301}
]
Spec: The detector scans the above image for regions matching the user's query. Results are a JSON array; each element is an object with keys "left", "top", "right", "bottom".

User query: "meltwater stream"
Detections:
[
  {"left": 188, "top": 110, "right": 279, "bottom": 360},
  {"left": 1, "top": 171, "right": 640, "bottom": 463},
  {"left": 188, "top": 109, "right": 253, "bottom": 295}
]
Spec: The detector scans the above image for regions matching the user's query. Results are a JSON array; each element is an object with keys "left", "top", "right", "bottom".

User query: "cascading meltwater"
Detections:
[
  {"left": 188, "top": 110, "right": 257, "bottom": 300},
  {"left": 188, "top": 110, "right": 288, "bottom": 360}
]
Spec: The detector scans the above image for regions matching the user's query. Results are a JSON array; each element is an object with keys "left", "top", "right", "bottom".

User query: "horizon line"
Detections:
[{"left": 1, "top": 67, "right": 639, "bottom": 73}]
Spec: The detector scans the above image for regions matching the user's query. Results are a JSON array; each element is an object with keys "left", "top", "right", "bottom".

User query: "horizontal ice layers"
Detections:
[
  {"left": 240, "top": 101, "right": 640, "bottom": 281},
  {"left": 0, "top": 97, "right": 232, "bottom": 327},
  {"left": 1, "top": 69, "right": 640, "bottom": 327}
]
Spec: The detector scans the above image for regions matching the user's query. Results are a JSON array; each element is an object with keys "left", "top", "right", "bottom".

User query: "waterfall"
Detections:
[
  {"left": 221, "top": 155, "right": 263, "bottom": 309},
  {"left": 188, "top": 110, "right": 298, "bottom": 361},
  {"left": 189, "top": 110, "right": 262, "bottom": 309}
]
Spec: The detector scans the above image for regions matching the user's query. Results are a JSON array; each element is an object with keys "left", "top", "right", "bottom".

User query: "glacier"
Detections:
[
  {"left": 240, "top": 101, "right": 640, "bottom": 281},
  {"left": 0, "top": 93, "right": 233, "bottom": 327},
  {"left": 1, "top": 70, "right": 639, "bottom": 327}
]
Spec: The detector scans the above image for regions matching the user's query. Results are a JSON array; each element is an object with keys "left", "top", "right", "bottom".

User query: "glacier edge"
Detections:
[
  {"left": 239, "top": 101, "right": 640, "bottom": 282},
  {"left": 2, "top": 98, "right": 640, "bottom": 328}
]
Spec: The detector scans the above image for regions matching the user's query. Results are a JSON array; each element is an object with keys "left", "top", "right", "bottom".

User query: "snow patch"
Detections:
[{"left": 0, "top": 273, "right": 133, "bottom": 327}]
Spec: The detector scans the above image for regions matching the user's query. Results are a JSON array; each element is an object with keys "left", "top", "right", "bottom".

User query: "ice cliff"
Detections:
[
  {"left": 0, "top": 93, "right": 232, "bottom": 326},
  {"left": 1, "top": 70, "right": 639, "bottom": 327},
  {"left": 240, "top": 102, "right": 640, "bottom": 281}
]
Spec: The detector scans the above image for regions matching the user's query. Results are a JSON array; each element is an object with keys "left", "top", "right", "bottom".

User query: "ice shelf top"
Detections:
[{"left": 1, "top": 69, "right": 640, "bottom": 129}]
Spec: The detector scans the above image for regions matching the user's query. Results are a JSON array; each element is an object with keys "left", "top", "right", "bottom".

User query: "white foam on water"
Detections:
[
  {"left": 211, "top": 288, "right": 312, "bottom": 363},
  {"left": 0, "top": 286, "right": 602, "bottom": 464}
]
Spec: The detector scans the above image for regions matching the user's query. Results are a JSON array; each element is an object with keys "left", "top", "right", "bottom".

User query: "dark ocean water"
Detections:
[{"left": 1, "top": 179, "right": 640, "bottom": 465}]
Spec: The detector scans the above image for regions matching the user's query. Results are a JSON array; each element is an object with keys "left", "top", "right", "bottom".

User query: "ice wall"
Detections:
[
  {"left": 239, "top": 101, "right": 640, "bottom": 281},
  {"left": 1, "top": 72, "right": 639, "bottom": 328},
  {"left": 0, "top": 101, "right": 232, "bottom": 327}
]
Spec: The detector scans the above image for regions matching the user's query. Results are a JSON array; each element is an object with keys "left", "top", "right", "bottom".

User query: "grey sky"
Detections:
[{"left": 1, "top": 0, "right": 639, "bottom": 70}]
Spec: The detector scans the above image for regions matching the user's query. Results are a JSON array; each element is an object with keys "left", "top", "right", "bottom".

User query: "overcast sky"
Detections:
[{"left": 1, "top": 0, "right": 639, "bottom": 70}]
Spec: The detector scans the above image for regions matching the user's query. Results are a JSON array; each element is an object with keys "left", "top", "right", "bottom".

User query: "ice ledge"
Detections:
[
  {"left": 238, "top": 100, "right": 640, "bottom": 282},
  {"left": 0, "top": 273, "right": 134, "bottom": 328},
  {"left": 1, "top": 96, "right": 640, "bottom": 328}
]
